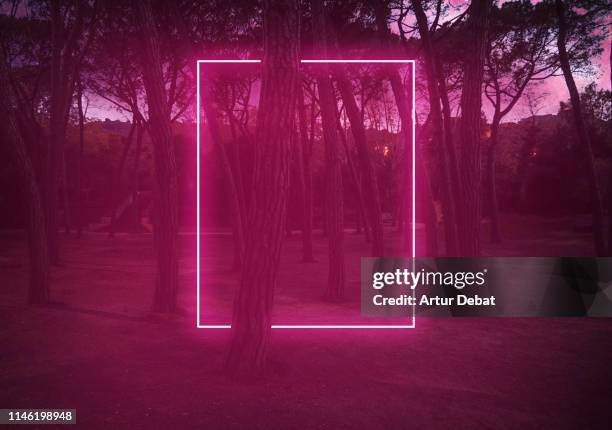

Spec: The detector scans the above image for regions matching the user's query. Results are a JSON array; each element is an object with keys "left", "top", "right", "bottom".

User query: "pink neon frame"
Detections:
[{"left": 196, "top": 59, "right": 416, "bottom": 329}]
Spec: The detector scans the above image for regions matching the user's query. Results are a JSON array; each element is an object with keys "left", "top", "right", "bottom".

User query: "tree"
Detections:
[
  {"left": 0, "top": 48, "right": 49, "bottom": 303},
  {"left": 46, "top": 0, "right": 97, "bottom": 264},
  {"left": 372, "top": 0, "right": 427, "bottom": 255},
  {"left": 457, "top": 0, "right": 491, "bottom": 256},
  {"left": 484, "top": 1, "right": 560, "bottom": 243},
  {"left": 296, "top": 81, "right": 315, "bottom": 262},
  {"left": 411, "top": 0, "right": 460, "bottom": 255},
  {"left": 201, "top": 75, "right": 245, "bottom": 269},
  {"left": 555, "top": 0, "right": 609, "bottom": 255},
  {"left": 334, "top": 70, "right": 385, "bottom": 255},
  {"left": 226, "top": 0, "right": 299, "bottom": 375},
  {"left": 136, "top": 0, "right": 180, "bottom": 312},
  {"left": 312, "top": 0, "right": 345, "bottom": 300}
]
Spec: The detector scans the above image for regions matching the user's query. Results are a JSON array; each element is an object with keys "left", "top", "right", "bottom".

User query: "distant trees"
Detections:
[
  {"left": 2, "top": 0, "right": 612, "bottom": 375},
  {"left": 484, "top": 1, "right": 559, "bottom": 243}
]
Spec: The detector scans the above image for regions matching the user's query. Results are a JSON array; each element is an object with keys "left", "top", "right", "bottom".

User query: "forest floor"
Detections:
[{"left": 1, "top": 213, "right": 611, "bottom": 429}]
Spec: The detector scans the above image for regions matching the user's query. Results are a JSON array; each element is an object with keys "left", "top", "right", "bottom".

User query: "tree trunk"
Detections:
[
  {"left": 312, "top": 22, "right": 345, "bottom": 300},
  {"left": 296, "top": 82, "right": 315, "bottom": 262},
  {"left": 76, "top": 76, "right": 86, "bottom": 238},
  {"left": 336, "top": 107, "right": 371, "bottom": 243},
  {"left": 225, "top": 100, "right": 247, "bottom": 229},
  {"left": 202, "top": 80, "right": 245, "bottom": 269},
  {"left": 0, "top": 51, "right": 50, "bottom": 303},
  {"left": 335, "top": 74, "right": 384, "bottom": 255},
  {"left": 487, "top": 117, "right": 502, "bottom": 243},
  {"left": 387, "top": 68, "right": 416, "bottom": 254},
  {"left": 137, "top": 0, "right": 180, "bottom": 312},
  {"left": 313, "top": 0, "right": 345, "bottom": 299},
  {"left": 457, "top": 0, "right": 491, "bottom": 256},
  {"left": 226, "top": 0, "right": 299, "bottom": 376},
  {"left": 556, "top": 0, "right": 606, "bottom": 256},
  {"left": 412, "top": 0, "right": 459, "bottom": 255},
  {"left": 47, "top": 0, "right": 83, "bottom": 264},
  {"left": 47, "top": 1, "right": 65, "bottom": 264}
]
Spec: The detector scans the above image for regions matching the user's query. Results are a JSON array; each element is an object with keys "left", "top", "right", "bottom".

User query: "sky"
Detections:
[
  {"left": 87, "top": 4, "right": 611, "bottom": 125},
  {"left": 506, "top": 40, "right": 610, "bottom": 122}
]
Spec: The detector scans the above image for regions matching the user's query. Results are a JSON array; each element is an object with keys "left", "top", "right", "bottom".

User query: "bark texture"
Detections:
[
  {"left": 412, "top": 0, "right": 459, "bottom": 255},
  {"left": 313, "top": 0, "right": 345, "bottom": 299},
  {"left": 296, "top": 83, "right": 315, "bottom": 262},
  {"left": 335, "top": 74, "right": 384, "bottom": 255},
  {"left": 137, "top": 0, "right": 180, "bottom": 312},
  {"left": 457, "top": 0, "right": 491, "bottom": 256},
  {"left": 226, "top": 0, "right": 299, "bottom": 375}
]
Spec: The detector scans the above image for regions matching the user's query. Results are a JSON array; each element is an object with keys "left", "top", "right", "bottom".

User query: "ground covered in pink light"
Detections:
[{"left": 1, "top": 216, "right": 611, "bottom": 429}]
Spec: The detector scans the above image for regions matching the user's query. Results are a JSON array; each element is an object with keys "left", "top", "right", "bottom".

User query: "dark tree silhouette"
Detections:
[
  {"left": 75, "top": 74, "right": 86, "bottom": 238},
  {"left": 411, "top": 0, "right": 460, "bottom": 255},
  {"left": 137, "top": 0, "right": 180, "bottom": 312},
  {"left": 457, "top": 0, "right": 491, "bottom": 256},
  {"left": 226, "top": 0, "right": 299, "bottom": 375},
  {"left": 313, "top": 0, "right": 345, "bottom": 300},
  {"left": 485, "top": 1, "right": 560, "bottom": 243},
  {"left": 0, "top": 49, "right": 49, "bottom": 304},
  {"left": 555, "top": 0, "right": 607, "bottom": 256},
  {"left": 296, "top": 82, "right": 315, "bottom": 262},
  {"left": 335, "top": 72, "right": 385, "bottom": 255},
  {"left": 202, "top": 77, "right": 245, "bottom": 269}
]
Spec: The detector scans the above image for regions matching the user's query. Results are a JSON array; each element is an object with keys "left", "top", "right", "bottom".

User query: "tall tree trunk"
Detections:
[
  {"left": 46, "top": 1, "right": 65, "bottom": 264},
  {"left": 76, "top": 76, "right": 86, "bottom": 238},
  {"left": 556, "top": 0, "right": 606, "bottom": 256},
  {"left": 137, "top": 0, "right": 180, "bottom": 312},
  {"left": 487, "top": 116, "right": 502, "bottom": 243},
  {"left": 457, "top": 0, "right": 491, "bottom": 256},
  {"left": 412, "top": 0, "right": 459, "bottom": 255},
  {"left": 296, "top": 82, "right": 315, "bottom": 262},
  {"left": 202, "top": 81, "right": 245, "bottom": 269},
  {"left": 313, "top": 0, "right": 345, "bottom": 299},
  {"left": 0, "top": 51, "right": 50, "bottom": 303},
  {"left": 47, "top": 0, "right": 83, "bottom": 264},
  {"left": 226, "top": 0, "right": 299, "bottom": 375},
  {"left": 386, "top": 68, "right": 416, "bottom": 254},
  {"left": 335, "top": 75, "right": 384, "bottom": 255}
]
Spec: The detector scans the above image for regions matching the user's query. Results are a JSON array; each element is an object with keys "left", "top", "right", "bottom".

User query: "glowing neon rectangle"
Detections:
[{"left": 196, "top": 59, "right": 416, "bottom": 329}]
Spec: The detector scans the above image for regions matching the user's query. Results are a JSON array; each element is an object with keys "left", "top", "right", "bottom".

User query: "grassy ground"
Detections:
[{"left": 1, "top": 215, "right": 611, "bottom": 429}]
